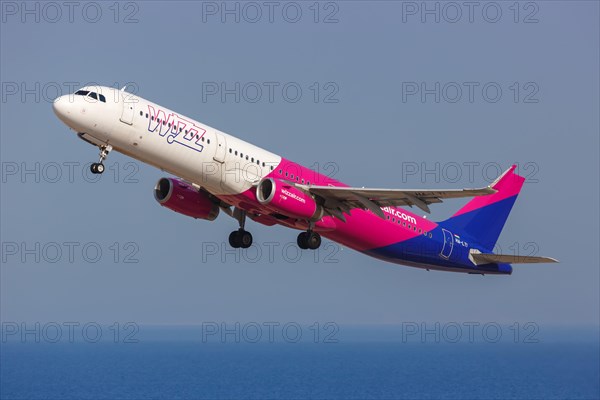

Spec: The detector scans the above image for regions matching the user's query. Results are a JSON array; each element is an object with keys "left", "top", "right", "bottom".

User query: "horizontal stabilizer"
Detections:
[{"left": 470, "top": 250, "right": 558, "bottom": 265}]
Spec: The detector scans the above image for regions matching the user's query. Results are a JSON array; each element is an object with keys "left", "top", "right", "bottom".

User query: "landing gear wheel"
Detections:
[
  {"left": 90, "top": 145, "right": 112, "bottom": 174},
  {"left": 229, "top": 231, "right": 241, "bottom": 248},
  {"left": 306, "top": 231, "right": 321, "bottom": 250},
  {"left": 239, "top": 230, "right": 253, "bottom": 249},
  {"left": 228, "top": 208, "right": 253, "bottom": 249},
  {"left": 90, "top": 163, "right": 104, "bottom": 174},
  {"left": 298, "top": 231, "right": 321, "bottom": 250},
  {"left": 297, "top": 232, "right": 309, "bottom": 249},
  {"left": 229, "top": 229, "right": 253, "bottom": 249}
]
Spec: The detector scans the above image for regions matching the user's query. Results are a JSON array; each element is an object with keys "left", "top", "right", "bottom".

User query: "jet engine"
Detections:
[
  {"left": 256, "top": 178, "right": 323, "bottom": 221},
  {"left": 154, "top": 178, "right": 219, "bottom": 221}
]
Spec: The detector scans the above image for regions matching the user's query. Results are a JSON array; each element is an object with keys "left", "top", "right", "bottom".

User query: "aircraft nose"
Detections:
[{"left": 52, "top": 95, "right": 70, "bottom": 121}]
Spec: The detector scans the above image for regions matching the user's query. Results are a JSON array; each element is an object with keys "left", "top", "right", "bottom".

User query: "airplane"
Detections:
[{"left": 52, "top": 85, "right": 557, "bottom": 275}]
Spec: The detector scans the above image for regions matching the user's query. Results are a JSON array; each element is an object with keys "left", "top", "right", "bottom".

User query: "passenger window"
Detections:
[
  {"left": 207, "top": 139, "right": 210, "bottom": 144},
  {"left": 139, "top": 111, "right": 143, "bottom": 116},
  {"left": 145, "top": 113, "right": 148, "bottom": 118}
]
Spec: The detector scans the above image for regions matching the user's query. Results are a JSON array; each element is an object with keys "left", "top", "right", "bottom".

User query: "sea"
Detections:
[{"left": 1, "top": 326, "right": 598, "bottom": 399}]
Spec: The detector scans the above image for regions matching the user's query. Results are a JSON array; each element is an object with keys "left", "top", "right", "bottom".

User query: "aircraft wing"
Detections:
[{"left": 296, "top": 184, "right": 496, "bottom": 220}]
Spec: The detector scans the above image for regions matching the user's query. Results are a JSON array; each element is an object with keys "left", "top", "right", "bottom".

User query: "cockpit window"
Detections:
[{"left": 76, "top": 90, "right": 106, "bottom": 103}]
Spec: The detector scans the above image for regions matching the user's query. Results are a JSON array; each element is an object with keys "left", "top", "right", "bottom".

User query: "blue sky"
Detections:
[{"left": 1, "top": 1, "right": 598, "bottom": 329}]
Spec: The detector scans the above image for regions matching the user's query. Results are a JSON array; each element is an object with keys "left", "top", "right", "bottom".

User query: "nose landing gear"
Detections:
[{"left": 90, "top": 145, "right": 112, "bottom": 174}]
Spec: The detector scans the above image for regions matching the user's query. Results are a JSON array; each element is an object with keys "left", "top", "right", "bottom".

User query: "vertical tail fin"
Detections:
[{"left": 442, "top": 165, "right": 525, "bottom": 250}]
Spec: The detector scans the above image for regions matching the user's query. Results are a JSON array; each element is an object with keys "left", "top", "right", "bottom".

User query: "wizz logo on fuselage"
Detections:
[{"left": 147, "top": 105, "right": 206, "bottom": 152}]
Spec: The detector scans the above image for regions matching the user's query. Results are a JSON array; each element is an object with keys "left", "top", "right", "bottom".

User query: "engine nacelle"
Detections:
[
  {"left": 154, "top": 178, "right": 219, "bottom": 221},
  {"left": 256, "top": 178, "right": 323, "bottom": 221}
]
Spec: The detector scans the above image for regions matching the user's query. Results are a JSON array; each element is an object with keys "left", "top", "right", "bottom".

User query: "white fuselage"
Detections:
[{"left": 54, "top": 86, "right": 279, "bottom": 196}]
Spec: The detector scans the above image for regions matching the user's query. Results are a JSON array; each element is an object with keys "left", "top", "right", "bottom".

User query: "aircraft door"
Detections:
[
  {"left": 213, "top": 131, "right": 227, "bottom": 163},
  {"left": 119, "top": 91, "right": 135, "bottom": 125},
  {"left": 440, "top": 229, "right": 454, "bottom": 259}
]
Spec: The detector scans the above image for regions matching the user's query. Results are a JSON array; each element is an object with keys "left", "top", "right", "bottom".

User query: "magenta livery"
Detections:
[{"left": 53, "top": 86, "right": 557, "bottom": 274}]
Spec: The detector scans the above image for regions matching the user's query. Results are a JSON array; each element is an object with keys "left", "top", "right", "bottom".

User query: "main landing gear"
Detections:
[
  {"left": 229, "top": 208, "right": 253, "bottom": 249},
  {"left": 90, "top": 145, "right": 112, "bottom": 174},
  {"left": 297, "top": 228, "right": 321, "bottom": 250},
  {"left": 226, "top": 208, "right": 321, "bottom": 250}
]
